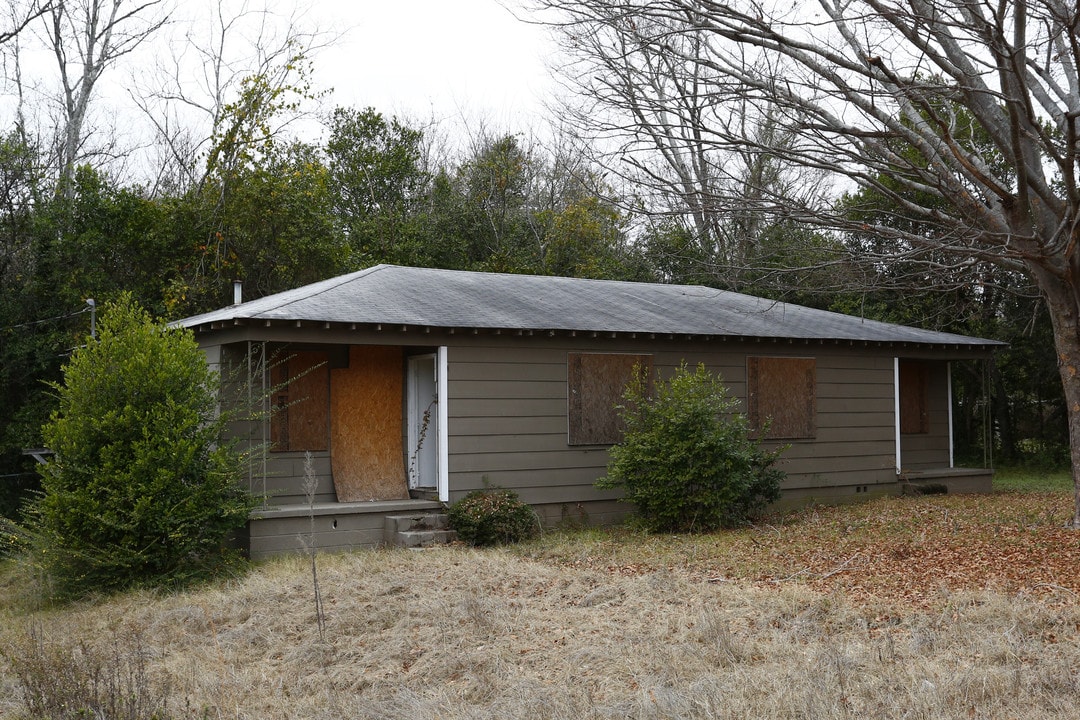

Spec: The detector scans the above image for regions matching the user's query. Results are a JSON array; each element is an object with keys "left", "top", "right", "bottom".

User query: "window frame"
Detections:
[
  {"left": 269, "top": 349, "right": 330, "bottom": 453},
  {"left": 746, "top": 355, "right": 817, "bottom": 440},
  {"left": 567, "top": 352, "right": 652, "bottom": 446}
]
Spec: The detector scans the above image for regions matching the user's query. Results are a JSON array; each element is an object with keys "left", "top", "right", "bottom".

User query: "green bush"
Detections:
[
  {"left": 597, "top": 362, "right": 785, "bottom": 533},
  {"left": 28, "top": 295, "right": 255, "bottom": 597},
  {"left": 448, "top": 488, "right": 538, "bottom": 546}
]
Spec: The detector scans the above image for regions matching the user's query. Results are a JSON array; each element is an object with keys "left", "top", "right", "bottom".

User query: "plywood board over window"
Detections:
[
  {"left": 330, "top": 345, "right": 408, "bottom": 502},
  {"left": 568, "top": 352, "right": 652, "bottom": 445},
  {"left": 270, "top": 350, "right": 329, "bottom": 452},
  {"left": 747, "top": 356, "right": 816, "bottom": 440},
  {"left": 899, "top": 360, "right": 930, "bottom": 434}
]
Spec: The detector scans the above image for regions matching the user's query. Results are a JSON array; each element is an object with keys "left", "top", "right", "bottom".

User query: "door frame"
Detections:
[{"left": 407, "top": 348, "right": 448, "bottom": 502}]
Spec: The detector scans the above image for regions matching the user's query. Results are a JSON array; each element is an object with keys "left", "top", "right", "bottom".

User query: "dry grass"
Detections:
[{"left": 3, "top": 492, "right": 1080, "bottom": 719}]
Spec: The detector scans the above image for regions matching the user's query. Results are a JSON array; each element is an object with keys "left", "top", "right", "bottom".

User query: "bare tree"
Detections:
[
  {"left": 538, "top": 1, "right": 833, "bottom": 285},
  {"left": 1, "top": 0, "right": 51, "bottom": 46},
  {"left": 129, "top": 0, "right": 335, "bottom": 195},
  {"left": 42, "top": 0, "right": 171, "bottom": 192},
  {"left": 1, "top": 1, "right": 48, "bottom": 46},
  {"left": 533, "top": 0, "right": 1080, "bottom": 524},
  {"left": 1, "top": 2, "right": 53, "bottom": 137}
]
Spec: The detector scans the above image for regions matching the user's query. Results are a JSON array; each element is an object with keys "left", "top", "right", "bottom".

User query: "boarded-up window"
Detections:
[
  {"left": 747, "top": 356, "right": 816, "bottom": 439},
  {"left": 568, "top": 353, "right": 651, "bottom": 445},
  {"left": 270, "top": 350, "right": 329, "bottom": 452},
  {"left": 899, "top": 360, "right": 930, "bottom": 434}
]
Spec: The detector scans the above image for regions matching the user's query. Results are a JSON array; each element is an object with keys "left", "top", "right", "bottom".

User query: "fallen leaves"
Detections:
[{"left": 528, "top": 491, "right": 1080, "bottom": 609}]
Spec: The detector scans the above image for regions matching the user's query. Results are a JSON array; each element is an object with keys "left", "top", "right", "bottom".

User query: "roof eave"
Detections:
[{"left": 186, "top": 317, "right": 1004, "bottom": 354}]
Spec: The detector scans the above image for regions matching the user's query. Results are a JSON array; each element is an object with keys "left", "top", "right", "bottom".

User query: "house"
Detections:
[{"left": 178, "top": 264, "right": 1003, "bottom": 558}]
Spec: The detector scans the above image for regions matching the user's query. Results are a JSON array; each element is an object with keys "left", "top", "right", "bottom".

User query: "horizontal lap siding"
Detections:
[
  {"left": 248, "top": 512, "right": 385, "bottom": 559},
  {"left": 444, "top": 340, "right": 905, "bottom": 504},
  {"left": 768, "top": 354, "right": 898, "bottom": 488},
  {"left": 446, "top": 343, "right": 597, "bottom": 506},
  {"left": 256, "top": 452, "right": 336, "bottom": 505}
]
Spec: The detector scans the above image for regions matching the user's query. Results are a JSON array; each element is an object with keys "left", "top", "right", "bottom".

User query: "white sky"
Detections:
[
  {"left": 1, "top": 0, "right": 562, "bottom": 177},
  {"left": 310, "top": 0, "right": 557, "bottom": 124}
]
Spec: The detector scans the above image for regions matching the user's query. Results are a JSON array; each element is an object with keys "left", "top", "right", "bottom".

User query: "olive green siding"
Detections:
[
  {"left": 247, "top": 499, "right": 442, "bottom": 559},
  {"left": 443, "top": 338, "right": 909, "bottom": 507},
  {"left": 197, "top": 324, "right": 981, "bottom": 524}
]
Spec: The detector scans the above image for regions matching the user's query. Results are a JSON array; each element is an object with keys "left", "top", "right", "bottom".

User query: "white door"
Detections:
[{"left": 407, "top": 354, "right": 439, "bottom": 490}]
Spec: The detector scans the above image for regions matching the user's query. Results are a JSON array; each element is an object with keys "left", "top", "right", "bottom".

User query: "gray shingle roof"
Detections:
[{"left": 178, "top": 264, "right": 1003, "bottom": 349}]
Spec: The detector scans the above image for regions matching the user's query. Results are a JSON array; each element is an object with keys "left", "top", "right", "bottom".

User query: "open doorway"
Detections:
[{"left": 407, "top": 349, "right": 447, "bottom": 500}]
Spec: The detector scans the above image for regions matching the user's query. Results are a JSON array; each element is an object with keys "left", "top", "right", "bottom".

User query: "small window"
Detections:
[
  {"left": 270, "top": 350, "right": 329, "bottom": 452},
  {"left": 568, "top": 352, "right": 651, "bottom": 445},
  {"left": 899, "top": 360, "right": 930, "bottom": 434},
  {"left": 747, "top": 356, "right": 816, "bottom": 439}
]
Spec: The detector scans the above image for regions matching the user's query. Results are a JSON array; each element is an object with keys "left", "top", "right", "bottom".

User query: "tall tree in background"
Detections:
[
  {"left": 131, "top": 0, "right": 331, "bottom": 196},
  {"left": 533, "top": 0, "right": 1080, "bottom": 523},
  {"left": 42, "top": 0, "right": 170, "bottom": 193},
  {"left": 166, "top": 52, "right": 332, "bottom": 315},
  {"left": 839, "top": 128, "right": 1065, "bottom": 465},
  {"left": 541, "top": 2, "right": 835, "bottom": 289},
  {"left": 0, "top": 4, "right": 331, "bottom": 507},
  {"left": 325, "top": 107, "right": 430, "bottom": 266},
  {"left": 208, "top": 138, "right": 343, "bottom": 299},
  {"left": 0, "top": 131, "right": 51, "bottom": 510},
  {"left": 457, "top": 133, "right": 537, "bottom": 270},
  {"left": 1, "top": 0, "right": 53, "bottom": 137},
  {"left": 447, "top": 128, "right": 647, "bottom": 278},
  {"left": 1, "top": 0, "right": 50, "bottom": 46}
]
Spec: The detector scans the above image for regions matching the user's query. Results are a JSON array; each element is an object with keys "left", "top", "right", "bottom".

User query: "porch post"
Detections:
[
  {"left": 437, "top": 346, "right": 449, "bottom": 503},
  {"left": 947, "top": 361, "right": 955, "bottom": 468},
  {"left": 894, "top": 357, "right": 902, "bottom": 475}
]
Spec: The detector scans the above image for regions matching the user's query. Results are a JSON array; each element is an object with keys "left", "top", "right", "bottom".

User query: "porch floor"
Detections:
[
  {"left": 900, "top": 467, "right": 994, "bottom": 494},
  {"left": 248, "top": 499, "right": 444, "bottom": 559}
]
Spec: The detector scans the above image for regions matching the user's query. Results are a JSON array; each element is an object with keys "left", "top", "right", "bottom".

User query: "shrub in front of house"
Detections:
[
  {"left": 28, "top": 295, "right": 256, "bottom": 598},
  {"left": 597, "top": 362, "right": 785, "bottom": 533},
  {"left": 448, "top": 488, "right": 538, "bottom": 546}
]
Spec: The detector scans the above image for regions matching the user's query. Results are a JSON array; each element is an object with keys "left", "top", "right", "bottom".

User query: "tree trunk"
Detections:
[{"left": 1042, "top": 279, "right": 1080, "bottom": 528}]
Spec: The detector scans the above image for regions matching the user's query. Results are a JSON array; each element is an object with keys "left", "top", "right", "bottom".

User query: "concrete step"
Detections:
[{"left": 383, "top": 513, "right": 456, "bottom": 547}]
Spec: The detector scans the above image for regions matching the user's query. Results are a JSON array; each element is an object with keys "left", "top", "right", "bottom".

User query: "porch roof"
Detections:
[{"left": 178, "top": 264, "right": 1004, "bottom": 350}]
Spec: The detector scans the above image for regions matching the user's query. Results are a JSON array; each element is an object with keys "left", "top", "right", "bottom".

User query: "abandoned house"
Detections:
[{"left": 177, "top": 264, "right": 1003, "bottom": 557}]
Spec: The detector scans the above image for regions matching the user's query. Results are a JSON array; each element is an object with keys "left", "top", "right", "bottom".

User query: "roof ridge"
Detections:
[{"left": 386, "top": 263, "right": 723, "bottom": 292}]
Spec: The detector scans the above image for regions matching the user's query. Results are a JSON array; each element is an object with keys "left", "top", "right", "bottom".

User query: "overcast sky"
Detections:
[
  {"left": 309, "top": 0, "right": 557, "bottom": 124},
  {"left": 2, "top": 0, "right": 561, "bottom": 173}
]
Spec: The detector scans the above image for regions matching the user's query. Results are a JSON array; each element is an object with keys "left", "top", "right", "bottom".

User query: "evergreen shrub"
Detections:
[
  {"left": 597, "top": 362, "right": 785, "bottom": 533},
  {"left": 29, "top": 295, "right": 255, "bottom": 597}
]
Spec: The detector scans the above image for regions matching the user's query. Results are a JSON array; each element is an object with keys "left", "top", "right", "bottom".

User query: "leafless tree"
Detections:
[
  {"left": 2, "top": 2, "right": 53, "bottom": 136},
  {"left": 533, "top": 0, "right": 1080, "bottom": 524},
  {"left": 1, "top": 0, "right": 51, "bottom": 46},
  {"left": 42, "top": 0, "right": 171, "bottom": 193},
  {"left": 537, "top": 1, "right": 834, "bottom": 285},
  {"left": 129, "top": 0, "right": 335, "bottom": 195}
]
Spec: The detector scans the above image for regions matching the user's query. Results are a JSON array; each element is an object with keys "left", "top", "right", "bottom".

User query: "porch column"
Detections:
[
  {"left": 947, "top": 361, "right": 955, "bottom": 468},
  {"left": 437, "top": 346, "right": 449, "bottom": 502},
  {"left": 893, "top": 357, "right": 902, "bottom": 475}
]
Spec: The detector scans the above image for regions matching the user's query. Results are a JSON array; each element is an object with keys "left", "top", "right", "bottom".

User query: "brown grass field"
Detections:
[{"left": 3, "top": 489, "right": 1080, "bottom": 719}]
